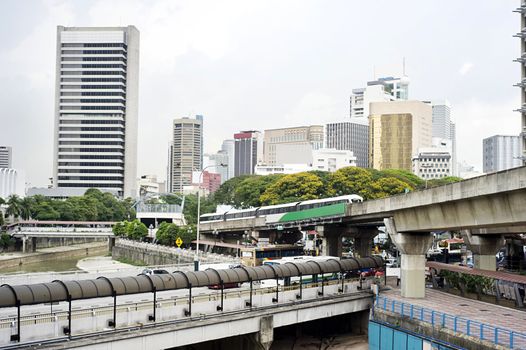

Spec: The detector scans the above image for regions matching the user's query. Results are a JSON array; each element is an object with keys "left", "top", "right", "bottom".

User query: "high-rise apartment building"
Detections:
[
  {"left": 53, "top": 26, "right": 139, "bottom": 198},
  {"left": 515, "top": 2, "right": 526, "bottom": 162},
  {"left": 234, "top": 131, "right": 262, "bottom": 176},
  {"left": 482, "top": 135, "right": 522, "bottom": 173},
  {"left": 369, "top": 101, "right": 432, "bottom": 171},
  {"left": 221, "top": 139, "right": 235, "bottom": 180},
  {"left": 169, "top": 116, "right": 203, "bottom": 193},
  {"left": 263, "top": 125, "right": 323, "bottom": 165},
  {"left": 325, "top": 119, "right": 369, "bottom": 168},
  {"left": 350, "top": 76, "right": 410, "bottom": 119},
  {"left": 0, "top": 146, "right": 12, "bottom": 169}
]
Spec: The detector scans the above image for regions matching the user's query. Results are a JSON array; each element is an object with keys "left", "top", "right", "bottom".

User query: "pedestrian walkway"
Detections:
[{"left": 380, "top": 287, "right": 526, "bottom": 339}]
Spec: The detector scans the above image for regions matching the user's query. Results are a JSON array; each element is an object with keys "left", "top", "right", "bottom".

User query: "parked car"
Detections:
[{"left": 140, "top": 268, "right": 169, "bottom": 276}]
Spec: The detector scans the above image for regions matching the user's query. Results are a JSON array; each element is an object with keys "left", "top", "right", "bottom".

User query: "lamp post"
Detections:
[{"left": 194, "top": 163, "right": 226, "bottom": 271}]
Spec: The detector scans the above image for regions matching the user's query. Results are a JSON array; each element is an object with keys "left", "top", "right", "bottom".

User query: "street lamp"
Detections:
[{"left": 194, "top": 163, "right": 227, "bottom": 271}]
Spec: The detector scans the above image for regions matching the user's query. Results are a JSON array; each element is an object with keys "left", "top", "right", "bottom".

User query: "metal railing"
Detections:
[{"left": 375, "top": 295, "right": 526, "bottom": 349}]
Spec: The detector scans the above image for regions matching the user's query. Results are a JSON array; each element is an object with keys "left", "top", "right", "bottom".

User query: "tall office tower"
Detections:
[
  {"left": 221, "top": 139, "right": 235, "bottom": 180},
  {"left": 325, "top": 119, "right": 369, "bottom": 168},
  {"left": 350, "top": 76, "right": 410, "bottom": 119},
  {"left": 263, "top": 125, "right": 323, "bottom": 165},
  {"left": 431, "top": 100, "right": 451, "bottom": 139},
  {"left": 234, "top": 131, "right": 262, "bottom": 176},
  {"left": 169, "top": 116, "right": 203, "bottom": 193},
  {"left": 369, "top": 100, "right": 432, "bottom": 171},
  {"left": 0, "top": 146, "right": 12, "bottom": 169},
  {"left": 482, "top": 135, "right": 522, "bottom": 173},
  {"left": 449, "top": 122, "right": 458, "bottom": 176},
  {"left": 206, "top": 151, "right": 229, "bottom": 184},
  {"left": 166, "top": 142, "right": 173, "bottom": 193},
  {"left": 53, "top": 26, "right": 139, "bottom": 198},
  {"left": 515, "top": 2, "right": 526, "bottom": 162}
]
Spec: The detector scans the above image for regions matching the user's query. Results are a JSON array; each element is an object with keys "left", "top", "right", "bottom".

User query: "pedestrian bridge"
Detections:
[{"left": 0, "top": 256, "right": 382, "bottom": 349}]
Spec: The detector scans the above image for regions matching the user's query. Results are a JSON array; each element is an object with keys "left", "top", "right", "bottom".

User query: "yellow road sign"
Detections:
[{"left": 175, "top": 237, "right": 183, "bottom": 247}]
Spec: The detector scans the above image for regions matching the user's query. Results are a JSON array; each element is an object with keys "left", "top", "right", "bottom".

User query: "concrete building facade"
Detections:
[
  {"left": 221, "top": 139, "right": 235, "bottom": 181},
  {"left": 482, "top": 135, "right": 522, "bottom": 173},
  {"left": 263, "top": 125, "right": 323, "bottom": 165},
  {"left": 312, "top": 148, "right": 357, "bottom": 172},
  {"left": 205, "top": 151, "right": 229, "bottom": 184},
  {"left": 369, "top": 100, "right": 432, "bottom": 171},
  {"left": 0, "top": 169, "right": 24, "bottom": 198},
  {"left": 412, "top": 147, "right": 452, "bottom": 180},
  {"left": 350, "top": 76, "right": 409, "bottom": 119},
  {"left": 325, "top": 120, "right": 369, "bottom": 168},
  {"left": 255, "top": 163, "right": 313, "bottom": 176},
  {"left": 169, "top": 116, "right": 203, "bottom": 193},
  {"left": 53, "top": 26, "right": 140, "bottom": 198},
  {"left": 234, "top": 131, "right": 262, "bottom": 176},
  {"left": 0, "top": 146, "right": 12, "bottom": 169}
]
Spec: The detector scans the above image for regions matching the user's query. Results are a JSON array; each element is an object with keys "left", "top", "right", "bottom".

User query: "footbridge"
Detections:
[
  {"left": 200, "top": 166, "right": 526, "bottom": 298},
  {"left": 0, "top": 256, "right": 382, "bottom": 350}
]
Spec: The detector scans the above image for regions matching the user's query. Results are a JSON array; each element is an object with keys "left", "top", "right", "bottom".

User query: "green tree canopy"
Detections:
[
  {"left": 5, "top": 195, "right": 22, "bottom": 220},
  {"left": 327, "top": 167, "right": 375, "bottom": 199},
  {"left": 260, "top": 172, "right": 325, "bottom": 205},
  {"left": 212, "top": 175, "right": 254, "bottom": 206},
  {"left": 232, "top": 174, "right": 284, "bottom": 208},
  {"left": 369, "top": 177, "right": 411, "bottom": 199}
]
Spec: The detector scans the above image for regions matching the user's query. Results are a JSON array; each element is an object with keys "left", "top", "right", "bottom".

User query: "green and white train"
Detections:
[{"left": 200, "top": 194, "right": 363, "bottom": 225}]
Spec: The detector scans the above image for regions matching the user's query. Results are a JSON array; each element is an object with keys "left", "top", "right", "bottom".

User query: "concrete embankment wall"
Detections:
[
  {"left": 112, "top": 244, "right": 194, "bottom": 265},
  {"left": 23, "top": 237, "right": 107, "bottom": 251},
  {"left": 0, "top": 243, "right": 108, "bottom": 269}
]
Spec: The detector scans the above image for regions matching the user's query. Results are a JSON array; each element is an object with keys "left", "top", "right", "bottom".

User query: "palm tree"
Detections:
[
  {"left": 5, "top": 195, "right": 22, "bottom": 221},
  {"left": 19, "top": 197, "right": 33, "bottom": 221},
  {"left": 0, "top": 197, "right": 5, "bottom": 206}
]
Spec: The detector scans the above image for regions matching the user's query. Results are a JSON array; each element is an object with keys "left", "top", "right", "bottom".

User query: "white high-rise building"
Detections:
[
  {"left": 221, "top": 139, "right": 235, "bottom": 181},
  {"left": 350, "top": 76, "right": 410, "bottom": 120},
  {"left": 431, "top": 101, "right": 451, "bottom": 140},
  {"left": 53, "top": 26, "right": 140, "bottom": 198},
  {"left": 263, "top": 125, "right": 323, "bottom": 165},
  {"left": 482, "top": 135, "right": 522, "bottom": 173},
  {"left": 0, "top": 146, "right": 12, "bottom": 169},
  {"left": 169, "top": 116, "right": 203, "bottom": 193}
]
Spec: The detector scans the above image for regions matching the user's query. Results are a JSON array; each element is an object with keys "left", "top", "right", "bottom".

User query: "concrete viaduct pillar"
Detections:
[
  {"left": 316, "top": 225, "right": 342, "bottom": 257},
  {"left": 352, "top": 228, "right": 378, "bottom": 258},
  {"left": 384, "top": 218, "right": 433, "bottom": 298},
  {"left": 461, "top": 230, "right": 504, "bottom": 271},
  {"left": 252, "top": 315, "right": 273, "bottom": 350}
]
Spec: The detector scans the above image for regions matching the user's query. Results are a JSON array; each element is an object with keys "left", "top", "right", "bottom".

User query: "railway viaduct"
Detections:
[{"left": 201, "top": 166, "right": 526, "bottom": 298}]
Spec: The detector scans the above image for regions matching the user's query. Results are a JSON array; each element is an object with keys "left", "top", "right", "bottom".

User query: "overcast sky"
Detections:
[{"left": 0, "top": 0, "right": 520, "bottom": 187}]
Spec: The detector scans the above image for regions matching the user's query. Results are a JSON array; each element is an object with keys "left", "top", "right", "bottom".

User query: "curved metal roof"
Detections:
[{"left": 0, "top": 256, "right": 383, "bottom": 308}]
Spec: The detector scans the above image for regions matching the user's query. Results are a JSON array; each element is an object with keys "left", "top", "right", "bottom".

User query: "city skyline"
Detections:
[{"left": 0, "top": 1, "right": 520, "bottom": 187}]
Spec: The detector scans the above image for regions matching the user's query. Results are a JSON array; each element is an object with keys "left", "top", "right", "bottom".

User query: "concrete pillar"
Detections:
[
  {"left": 31, "top": 237, "right": 37, "bottom": 252},
  {"left": 316, "top": 225, "right": 342, "bottom": 257},
  {"left": 108, "top": 237, "right": 116, "bottom": 252},
  {"left": 22, "top": 236, "right": 27, "bottom": 253},
  {"left": 352, "top": 228, "right": 378, "bottom": 258},
  {"left": 461, "top": 230, "right": 504, "bottom": 271},
  {"left": 384, "top": 218, "right": 433, "bottom": 298},
  {"left": 253, "top": 315, "right": 273, "bottom": 350}
]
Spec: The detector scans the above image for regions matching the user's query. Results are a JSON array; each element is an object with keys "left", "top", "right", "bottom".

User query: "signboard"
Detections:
[
  {"left": 175, "top": 237, "right": 183, "bottom": 247},
  {"left": 258, "top": 238, "right": 270, "bottom": 247}
]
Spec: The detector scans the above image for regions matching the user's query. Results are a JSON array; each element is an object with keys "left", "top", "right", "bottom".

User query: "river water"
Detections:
[{"left": 1, "top": 255, "right": 101, "bottom": 274}]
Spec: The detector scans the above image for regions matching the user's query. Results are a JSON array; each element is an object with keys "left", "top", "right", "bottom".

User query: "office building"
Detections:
[
  {"left": 205, "top": 151, "right": 229, "bottom": 184},
  {"left": 0, "top": 168, "right": 24, "bottom": 198},
  {"left": 169, "top": 116, "right": 203, "bottom": 193},
  {"left": 430, "top": 100, "right": 451, "bottom": 140},
  {"left": 234, "top": 131, "right": 262, "bottom": 176},
  {"left": 350, "top": 76, "right": 409, "bottom": 119},
  {"left": 221, "top": 139, "right": 235, "bottom": 180},
  {"left": 263, "top": 125, "right": 323, "bottom": 165},
  {"left": 312, "top": 148, "right": 357, "bottom": 172},
  {"left": 482, "top": 135, "right": 522, "bottom": 173},
  {"left": 52, "top": 26, "right": 140, "bottom": 198},
  {"left": 369, "top": 100, "right": 432, "bottom": 171},
  {"left": 325, "top": 119, "right": 369, "bottom": 168},
  {"left": 515, "top": 2, "right": 526, "bottom": 161},
  {"left": 166, "top": 142, "right": 173, "bottom": 193},
  {"left": 137, "top": 175, "right": 165, "bottom": 196},
  {"left": 412, "top": 146, "right": 452, "bottom": 180},
  {"left": 0, "top": 147, "right": 12, "bottom": 169}
]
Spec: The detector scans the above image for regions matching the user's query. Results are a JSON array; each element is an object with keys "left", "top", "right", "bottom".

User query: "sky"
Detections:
[{"left": 0, "top": 0, "right": 521, "bottom": 187}]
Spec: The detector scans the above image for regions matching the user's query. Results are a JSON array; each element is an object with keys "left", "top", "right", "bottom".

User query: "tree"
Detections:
[
  {"left": 0, "top": 233, "right": 14, "bottom": 249},
  {"left": 112, "top": 221, "right": 128, "bottom": 236},
  {"left": 0, "top": 197, "right": 5, "bottom": 206},
  {"left": 233, "top": 174, "right": 284, "bottom": 208},
  {"left": 213, "top": 175, "right": 254, "bottom": 205},
  {"left": 19, "top": 197, "right": 34, "bottom": 220},
  {"left": 369, "top": 177, "right": 411, "bottom": 199},
  {"left": 5, "top": 195, "right": 22, "bottom": 221},
  {"left": 183, "top": 194, "right": 216, "bottom": 225},
  {"left": 425, "top": 176, "right": 463, "bottom": 188},
  {"left": 34, "top": 202, "right": 60, "bottom": 221},
  {"left": 126, "top": 219, "right": 148, "bottom": 241},
  {"left": 179, "top": 225, "right": 196, "bottom": 247},
  {"left": 260, "top": 172, "right": 325, "bottom": 205},
  {"left": 0, "top": 212, "right": 4, "bottom": 227},
  {"left": 376, "top": 169, "right": 422, "bottom": 190},
  {"left": 327, "top": 167, "right": 375, "bottom": 199}
]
